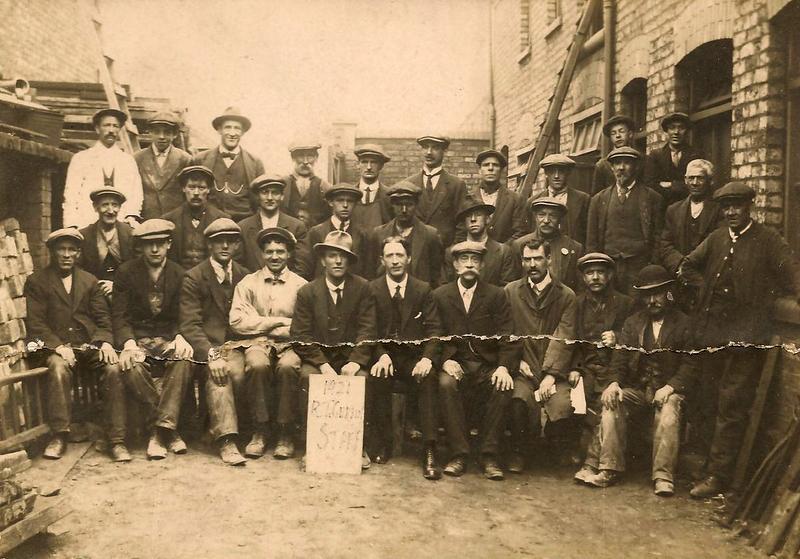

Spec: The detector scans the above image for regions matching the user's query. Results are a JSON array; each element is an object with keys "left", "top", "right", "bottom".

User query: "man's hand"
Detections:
[
  {"left": 55, "top": 345, "right": 76, "bottom": 367},
  {"left": 600, "top": 330, "right": 616, "bottom": 347},
  {"left": 519, "top": 360, "right": 535, "bottom": 379},
  {"left": 208, "top": 357, "right": 229, "bottom": 386},
  {"left": 172, "top": 335, "right": 194, "bottom": 361},
  {"left": 491, "top": 366, "right": 514, "bottom": 391},
  {"left": 411, "top": 357, "right": 433, "bottom": 380},
  {"left": 98, "top": 342, "right": 118, "bottom": 365},
  {"left": 443, "top": 360, "right": 464, "bottom": 381},
  {"left": 119, "top": 346, "right": 140, "bottom": 372},
  {"left": 124, "top": 215, "right": 141, "bottom": 228},
  {"left": 567, "top": 370, "right": 582, "bottom": 388},
  {"left": 652, "top": 384, "right": 675, "bottom": 408},
  {"left": 370, "top": 353, "right": 394, "bottom": 378},
  {"left": 659, "top": 181, "right": 672, "bottom": 189},
  {"left": 319, "top": 363, "right": 337, "bottom": 377},
  {"left": 538, "top": 374, "right": 556, "bottom": 402},
  {"left": 341, "top": 361, "right": 361, "bottom": 376},
  {"left": 97, "top": 280, "right": 114, "bottom": 297},
  {"left": 601, "top": 382, "right": 624, "bottom": 410}
]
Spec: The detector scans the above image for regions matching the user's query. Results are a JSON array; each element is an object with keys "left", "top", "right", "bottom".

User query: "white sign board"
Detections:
[{"left": 305, "top": 375, "right": 366, "bottom": 474}]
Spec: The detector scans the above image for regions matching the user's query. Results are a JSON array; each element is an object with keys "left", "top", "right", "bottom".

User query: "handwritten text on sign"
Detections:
[{"left": 306, "top": 375, "right": 365, "bottom": 474}]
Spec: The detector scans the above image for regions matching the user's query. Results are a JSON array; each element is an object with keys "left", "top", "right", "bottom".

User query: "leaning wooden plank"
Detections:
[
  {"left": 0, "top": 425, "right": 50, "bottom": 454},
  {"left": 777, "top": 506, "right": 800, "bottom": 558},
  {"left": 756, "top": 490, "right": 800, "bottom": 554},
  {"left": 0, "top": 498, "right": 71, "bottom": 554}
]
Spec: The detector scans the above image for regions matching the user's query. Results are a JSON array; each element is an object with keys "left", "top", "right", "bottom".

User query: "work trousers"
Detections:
[
  {"left": 510, "top": 375, "right": 574, "bottom": 450},
  {"left": 585, "top": 388, "right": 684, "bottom": 482},
  {"left": 438, "top": 360, "right": 511, "bottom": 457}
]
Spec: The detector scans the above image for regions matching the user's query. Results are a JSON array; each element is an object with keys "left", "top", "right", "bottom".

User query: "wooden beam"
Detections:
[
  {"left": 0, "top": 498, "right": 71, "bottom": 555},
  {"left": 0, "top": 425, "right": 50, "bottom": 454}
]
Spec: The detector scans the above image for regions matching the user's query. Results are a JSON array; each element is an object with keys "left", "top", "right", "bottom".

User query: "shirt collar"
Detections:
[
  {"left": 330, "top": 215, "right": 349, "bottom": 231},
  {"left": 219, "top": 145, "right": 241, "bottom": 155},
  {"left": 423, "top": 165, "right": 443, "bottom": 176},
  {"left": 209, "top": 257, "right": 232, "bottom": 284},
  {"left": 386, "top": 274, "right": 408, "bottom": 294},
  {"left": 729, "top": 220, "right": 753, "bottom": 240},
  {"left": 261, "top": 266, "right": 288, "bottom": 283},
  {"left": 617, "top": 180, "right": 637, "bottom": 192},
  {"left": 326, "top": 278, "right": 345, "bottom": 293},
  {"left": 359, "top": 179, "right": 378, "bottom": 191},
  {"left": 93, "top": 141, "right": 117, "bottom": 151},
  {"left": 548, "top": 187, "right": 568, "bottom": 198},
  {"left": 152, "top": 143, "right": 172, "bottom": 157},
  {"left": 457, "top": 278, "right": 477, "bottom": 296},
  {"left": 528, "top": 271, "right": 552, "bottom": 293}
]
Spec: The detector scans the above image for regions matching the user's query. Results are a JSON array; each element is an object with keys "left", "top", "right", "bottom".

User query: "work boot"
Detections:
[
  {"left": 482, "top": 455, "right": 505, "bottom": 481},
  {"left": 169, "top": 433, "right": 187, "bottom": 454},
  {"left": 245, "top": 433, "right": 266, "bottom": 458},
  {"left": 586, "top": 469, "right": 620, "bottom": 488},
  {"left": 147, "top": 432, "right": 168, "bottom": 460},
  {"left": 654, "top": 479, "right": 674, "bottom": 497},
  {"left": 43, "top": 434, "right": 67, "bottom": 460},
  {"left": 220, "top": 438, "right": 247, "bottom": 466},
  {"left": 690, "top": 475, "right": 724, "bottom": 499},
  {"left": 573, "top": 464, "right": 598, "bottom": 484},
  {"left": 362, "top": 450, "right": 371, "bottom": 470},
  {"left": 110, "top": 443, "right": 132, "bottom": 463},
  {"left": 422, "top": 445, "right": 442, "bottom": 480},
  {"left": 507, "top": 451, "right": 525, "bottom": 474},
  {"left": 444, "top": 456, "right": 467, "bottom": 477}
]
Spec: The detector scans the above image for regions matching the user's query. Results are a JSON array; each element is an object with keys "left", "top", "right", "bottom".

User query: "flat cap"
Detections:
[
  {"left": 89, "top": 188, "right": 126, "bottom": 204},
  {"left": 178, "top": 165, "right": 215, "bottom": 185},
  {"left": 476, "top": 149, "right": 507, "bottom": 168},
  {"left": 133, "top": 218, "right": 175, "bottom": 241},
  {"left": 354, "top": 143, "right": 390, "bottom": 163},
  {"left": 212, "top": 106, "right": 251, "bottom": 132},
  {"left": 250, "top": 173, "right": 286, "bottom": 192},
  {"left": 257, "top": 226, "right": 297, "bottom": 249},
  {"left": 456, "top": 199, "right": 495, "bottom": 223},
  {"left": 148, "top": 112, "right": 180, "bottom": 128},
  {"left": 577, "top": 252, "right": 615, "bottom": 270},
  {"left": 660, "top": 112, "right": 692, "bottom": 131},
  {"left": 324, "top": 183, "right": 361, "bottom": 200},
  {"left": 288, "top": 142, "right": 321, "bottom": 154},
  {"left": 540, "top": 153, "right": 576, "bottom": 168},
  {"left": 607, "top": 146, "right": 642, "bottom": 161},
  {"left": 92, "top": 108, "right": 127, "bottom": 127},
  {"left": 633, "top": 264, "right": 675, "bottom": 292},
  {"left": 204, "top": 218, "right": 241, "bottom": 239},
  {"left": 313, "top": 230, "right": 358, "bottom": 262},
  {"left": 451, "top": 240, "right": 487, "bottom": 257},
  {"left": 530, "top": 196, "right": 568, "bottom": 213},
  {"left": 602, "top": 114, "right": 635, "bottom": 137},
  {"left": 46, "top": 227, "right": 83, "bottom": 247},
  {"left": 387, "top": 180, "right": 422, "bottom": 199},
  {"left": 713, "top": 181, "right": 755, "bottom": 203},
  {"left": 416, "top": 135, "right": 450, "bottom": 149}
]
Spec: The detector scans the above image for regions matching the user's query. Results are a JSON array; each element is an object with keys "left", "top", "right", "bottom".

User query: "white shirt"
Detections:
[
  {"left": 422, "top": 165, "right": 443, "bottom": 190},
  {"left": 359, "top": 180, "right": 378, "bottom": 205},
  {"left": 229, "top": 267, "right": 307, "bottom": 338},
  {"left": 690, "top": 200, "right": 704, "bottom": 219},
  {"left": 458, "top": 278, "right": 477, "bottom": 313},
  {"left": 152, "top": 143, "right": 172, "bottom": 167},
  {"left": 326, "top": 278, "right": 345, "bottom": 304},
  {"left": 548, "top": 188, "right": 569, "bottom": 206},
  {"left": 616, "top": 180, "right": 637, "bottom": 199},
  {"left": 218, "top": 145, "right": 241, "bottom": 168},
  {"left": 729, "top": 220, "right": 753, "bottom": 241},
  {"left": 386, "top": 274, "right": 408, "bottom": 299},
  {"left": 63, "top": 141, "right": 143, "bottom": 228},
  {"left": 61, "top": 274, "right": 73, "bottom": 294},
  {"left": 480, "top": 187, "right": 499, "bottom": 207},
  {"left": 330, "top": 215, "right": 349, "bottom": 232},
  {"left": 528, "top": 271, "right": 552, "bottom": 295},
  {"left": 651, "top": 318, "right": 664, "bottom": 341},
  {"left": 259, "top": 210, "right": 279, "bottom": 229},
  {"left": 209, "top": 257, "right": 233, "bottom": 285}
]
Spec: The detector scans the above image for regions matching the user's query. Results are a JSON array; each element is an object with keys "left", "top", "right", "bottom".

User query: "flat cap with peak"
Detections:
[
  {"left": 660, "top": 112, "right": 692, "bottom": 131},
  {"left": 148, "top": 112, "right": 180, "bottom": 128},
  {"left": 354, "top": 144, "right": 390, "bottom": 163},
  {"left": 530, "top": 196, "right": 567, "bottom": 213},
  {"left": 607, "top": 146, "right": 642, "bottom": 161},
  {"left": 456, "top": 199, "right": 495, "bottom": 223},
  {"left": 204, "top": 218, "right": 241, "bottom": 239},
  {"left": 416, "top": 135, "right": 450, "bottom": 148},
  {"left": 475, "top": 149, "right": 507, "bottom": 168},
  {"left": 212, "top": 106, "right": 251, "bottom": 132},
  {"left": 133, "top": 219, "right": 175, "bottom": 241},
  {"left": 577, "top": 252, "right": 615, "bottom": 270},
  {"left": 288, "top": 142, "right": 321, "bottom": 154},
  {"left": 178, "top": 165, "right": 215, "bottom": 185},
  {"left": 92, "top": 108, "right": 127, "bottom": 127},
  {"left": 46, "top": 227, "right": 84, "bottom": 247},
  {"left": 540, "top": 153, "right": 576, "bottom": 168},
  {"left": 633, "top": 264, "right": 675, "bottom": 292},
  {"left": 713, "top": 181, "right": 755, "bottom": 202},
  {"left": 387, "top": 180, "right": 422, "bottom": 199},
  {"left": 451, "top": 240, "right": 487, "bottom": 257},
  {"left": 324, "top": 183, "right": 361, "bottom": 200},
  {"left": 257, "top": 227, "right": 297, "bottom": 249},
  {"left": 602, "top": 114, "right": 636, "bottom": 137},
  {"left": 89, "top": 188, "right": 126, "bottom": 204},
  {"left": 250, "top": 173, "right": 285, "bottom": 192}
]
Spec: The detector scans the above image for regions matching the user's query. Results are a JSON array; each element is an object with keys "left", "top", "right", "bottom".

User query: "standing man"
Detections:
[
  {"left": 586, "top": 146, "right": 664, "bottom": 294},
  {"left": 135, "top": 112, "right": 192, "bottom": 219},
  {"left": 289, "top": 231, "right": 377, "bottom": 469},
  {"left": 112, "top": 219, "right": 194, "bottom": 460},
  {"left": 644, "top": 112, "right": 704, "bottom": 208},
  {"left": 237, "top": 174, "right": 308, "bottom": 274},
  {"left": 368, "top": 236, "right": 444, "bottom": 478},
  {"left": 162, "top": 165, "right": 230, "bottom": 270},
  {"left": 352, "top": 144, "right": 392, "bottom": 231},
  {"left": 464, "top": 149, "right": 527, "bottom": 244},
  {"left": 24, "top": 229, "right": 129, "bottom": 462},
  {"left": 405, "top": 135, "right": 467, "bottom": 248},
  {"left": 592, "top": 115, "right": 637, "bottom": 195},
  {"left": 681, "top": 182, "right": 800, "bottom": 498},
  {"left": 435, "top": 241, "right": 520, "bottom": 480},
  {"left": 282, "top": 142, "right": 331, "bottom": 225},
  {"left": 530, "top": 154, "right": 590, "bottom": 245},
  {"left": 229, "top": 227, "right": 307, "bottom": 460},
  {"left": 191, "top": 107, "right": 264, "bottom": 222},
  {"left": 63, "top": 108, "right": 143, "bottom": 228}
]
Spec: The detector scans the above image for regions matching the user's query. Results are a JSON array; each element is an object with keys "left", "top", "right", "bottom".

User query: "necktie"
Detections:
[
  {"left": 223, "top": 269, "right": 231, "bottom": 286},
  {"left": 363, "top": 187, "right": 372, "bottom": 205},
  {"left": 339, "top": 221, "right": 348, "bottom": 232},
  {"left": 617, "top": 186, "right": 629, "bottom": 204},
  {"left": 671, "top": 150, "right": 681, "bottom": 167},
  {"left": 390, "top": 285, "right": 403, "bottom": 335},
  {"left": 424, "top": 172, "right": 440, "bottom": 195},
  {"left": 221, "top": 151, "right": 237, "bottom": 160},
  {"left": 334, "top": 287, "right": 342, "bottom": 307}
]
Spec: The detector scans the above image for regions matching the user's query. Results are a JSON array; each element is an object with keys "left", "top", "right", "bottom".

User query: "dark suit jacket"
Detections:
[
  {"left": 289, "top": 273, "right": 376, "bottom": 368},
  {"left": 367, "top": 218, "right": 443, "bottom": 287},
  {"left": 283, "top": 174, "right": 331, "bottom": 226},
  {"left": 643, "top": 143, "right": 704, "bottom": 207},
  {"left": 78, "top": 221, "right": 135, "bottom": 279},
  {"left": 510, "top": 232, "right": 583, "bottom": 289},
  {"left": 530, "top": 188, "right": 589, "bottom": 246},
  {"left": 179, "top": 259, "right": 249, "bottom": 360},
  {"left": 407, "top": 170, "right": 467, "bottom": 247},
  {"left": 162, "top": 203, "right": 230, "bottom": 267},
  {"left": 24, "top": 266, "right": 112, "bottom": 349},
  {"left": 191, "top": 147, "right": 265, "bottom": 218},
  {"left": 591, "top": 156, "right": 644, "bottom": 196},
  {"left": 299, "top": 220, "right": 368, "bottom": 280},
  {"left": 369, "top": 276, "right": 443, "bottom": 365},
  {"left": 444, "top": 238, "right": 514, "bottom": 287},
  {"left": 352, "top": 182, "right": 392, "bottom": 230},
  {"left": 236, "top": 212, "right": 308, "bottom": 274},
  {"left": 135, "top": 146, "right": 192, "bottom": 219},
  {"left": 111, "top": 256, "right": 185, "bottom": 346},
  {"left": 463, "top": 184, "right": 528, "bottom": 244},
  {"left": 586, "top": 184, "right": 664, "bottom": 256},
  {"left": 656, "top": 197, "right": 722, "bottom": 273},
  {"left": 433, "top": 280, "right": 521, "bottom": 371}
]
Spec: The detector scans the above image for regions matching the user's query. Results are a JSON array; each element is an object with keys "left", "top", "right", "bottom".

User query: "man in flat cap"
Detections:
[
  {"left": 367, "top": 235, "right": 444, "bottom": 477},
  {"left": 511, "top": 197, "right": 583, "bottom": 290},
  {"left": 162, "top": 165, "right": 230, "bottom": 270},
  {"left": 79, "top": 188, "right": 135, "bottom": 299},
  {"left": 191, "top": 107, "right": 264, "bottom": 222},
  {"left": 352, "top": 144, "right": 392, "bottom": 232},
  {"left": 135, "top": 112, "right": 192, "bottom": 220},
  {"left": 25, "top": 229, "right": 129, "bottom": 461},
  {"left": 434, "top": 241, "right": 520, "bottom": 480},
  {"left": 444, "top": 200, "right": 514, "bottom": 287},
  {"left": 531, "top": 154, "right": 590, "bottom": 245},
  {"left": 290, "top": 230, "right": 377, "bottom": 469},
  {"left": 504, "top": 238, "right": 577, "bottom": 472},
  {"left": 405, "top": 135, "right": 467, "bottom": 248},
  {"left": 644, "top": 112, "right": 704, "bottom": 208},
  {"left": 229, "top": 227, "right": 307, "bottom": 460},
  {"left": 681, "top": 182, "right": 800, "bottom": 498},
  {"left": 282, "top": 142, "right": 331, "bottom": 226},
  {"left": 463, "top": 149, "right": 526, "bottom": 244},
  {"left": 365, "top": 181, "right": 443, "bottom": 287},
  {"left": 64, "top": 108, "right": 143, "bottom": 228},
  {"left": 112, "top": 219, "right": 194, "bottom": 460},
  {"left": 237, "top": 174, "right": 308, "bottom": 275},
  {"left": 586, "top": 146, "right": 664, "bottom": 294},
  {"left": 592, "top": 115, "right": 638, "bottom": 195},
  {"left": 577, "top": 265, "right": 697, "bottom": 497}
]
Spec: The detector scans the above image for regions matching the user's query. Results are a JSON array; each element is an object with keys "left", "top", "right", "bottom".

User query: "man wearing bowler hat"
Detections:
[
  {"left": 282, "top": 142, "right": 331, "bottom": 225},
  {"left": 352, "top": 144, "right": 393, "bottom": 231},
  {"left": 577, "top": 265, "right": 696, "bottom": 497},
  {"left": 592, "top": 114, "right": 638, "bottom": 195},
  {"left": 405, "top": 135, "right": 467, "bottom": 248},
  {"left": 191, "top": 107, "right": 265, "bottom": 222},
  {"left": 644, "top": 112, "right": 704, "bottom": 208},
  {"left": 681, "top": 182, "right": 800, "bottom": 498},
  {"left": 464, "top": 149, "right": 526, "bottom": 244},
  {"left": 530, "top": 154, "right": 590, "bottom": 245},
  {"left": 25, "top": 228, "right": 129, "bottom": 462},
  {"left": 162, "top": 165, "right": 230, "bottom": 270},
  {"left": 64, "top": 107, "right": 143, "bottom": 228},
  {"left": 135, "top": 112, "right": 192, "bottom": 220},
  {"left": 290, "top": 230, "right": 377, "bottom": 469}
]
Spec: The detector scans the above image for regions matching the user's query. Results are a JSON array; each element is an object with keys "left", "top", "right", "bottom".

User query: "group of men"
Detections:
[{"left": 25, "top": 106, "right": 800, "bottom": 499}]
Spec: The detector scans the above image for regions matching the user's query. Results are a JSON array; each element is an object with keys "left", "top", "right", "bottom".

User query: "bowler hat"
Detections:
[
  {"left": 204, "top": 218, "right": 241, "bottom": 239},
  {"left": 451, "top": 240, "right": 487, "bottom": 258},
  {"left": 250, "top": 173, "right": 286, "bottom": 192},
  {"left": 133, "top": 219, "right": 175, "bottom": 242},
  {"left": 540, "top": 153, "right": 576, "bottom": 168},
  {"left": 475, "top": 149, "right": 507, "bottom": 168},
  {"left": 607, "top": 146, "right": 642, "bottom": 161},
  {"left": 577, "top": 252, "right": 615, "bottom": 271},
  {"left": 212, "top": 107, "right": 252, "bottom": 133},
  {"left": 313, "top": 230, "right": 359, "bottom": 262},
  {"left": 416, "top": 135, "right": 450, "bottom": 149},
  {"left": 148, "top": 112, "right": 180, "bottom": 129},
  {"left": 92, "top": 108, "right": 127, "bottom": 127},
  {"left": 633, "top": 265, "right": 675, "bottom": 292},
  {"left": 46, "top": 227, "right": 83, "bottom": 248},
  {"left": 530, "top": 196, "right": 567, "bottom": 214},
  {"left": 660, "top": 112, "right": 692, "bottom": 131},
  {"left": 89, "top": 188, "right": 126, "bottom": 204},
  {"left": 713, "top": 181, "right": 755, "bottom": 203},
  {"left": 257, "top": 227, "right": 297, "bottom": 249},
  {"left": 602, "top": 115, "right": 636, "bottom": 137},
  {"left": 324, "top": 183, "right": 361, "bottom": 200},
  {"left": 354, "top": 144, "right": 391, "bottom": 163},
  {"left": 178, "top": 165, "right": 215, "bottom": 186},
  {"left": 455, "top": 199, "right": 495, "bottom": 223},
  {"left": 387, "top": 180, "right": 422, "bottom": 199}
]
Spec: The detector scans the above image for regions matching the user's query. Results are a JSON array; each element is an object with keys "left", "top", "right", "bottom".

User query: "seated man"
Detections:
[
  {"left": 24, "top": 228, "right": 128, "bottom": 461},
  {"left": 434, "top": 241, "right": 520, "bottom": 480},
  {"left": 576, "top": 265, "right": 696, "bottom": 497},
  {"left": 113, "top": 219, "right": 195, "bottom": 460},
  {"left": 179, "top": 218, "right": 258, "bottom": 466},
  {"left": 289, "top": 230, "right": 377, "bottom": 468},
  {"left": 368, "top": 236, "right": 444, "bottom": 478},
  {"left": 229, "top": 227, "right": 307, "bottom": 460}
]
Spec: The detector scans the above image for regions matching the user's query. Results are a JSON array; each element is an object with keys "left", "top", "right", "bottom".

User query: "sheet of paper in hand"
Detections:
[{"left": 306, "top": 375, "right": 366, "bottom": 474}]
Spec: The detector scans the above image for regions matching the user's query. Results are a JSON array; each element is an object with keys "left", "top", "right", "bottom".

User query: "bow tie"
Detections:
[
  {"left": 266, "top": 275, "right": 285, "bottom": 284},
  {"left": 221, "top": 151, "right": 238, "bottom": 160}
]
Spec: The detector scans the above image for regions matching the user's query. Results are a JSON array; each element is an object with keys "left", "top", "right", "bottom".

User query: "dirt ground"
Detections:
[{"left": 7, "top": 440, "right": 760, "bottom": 559}]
